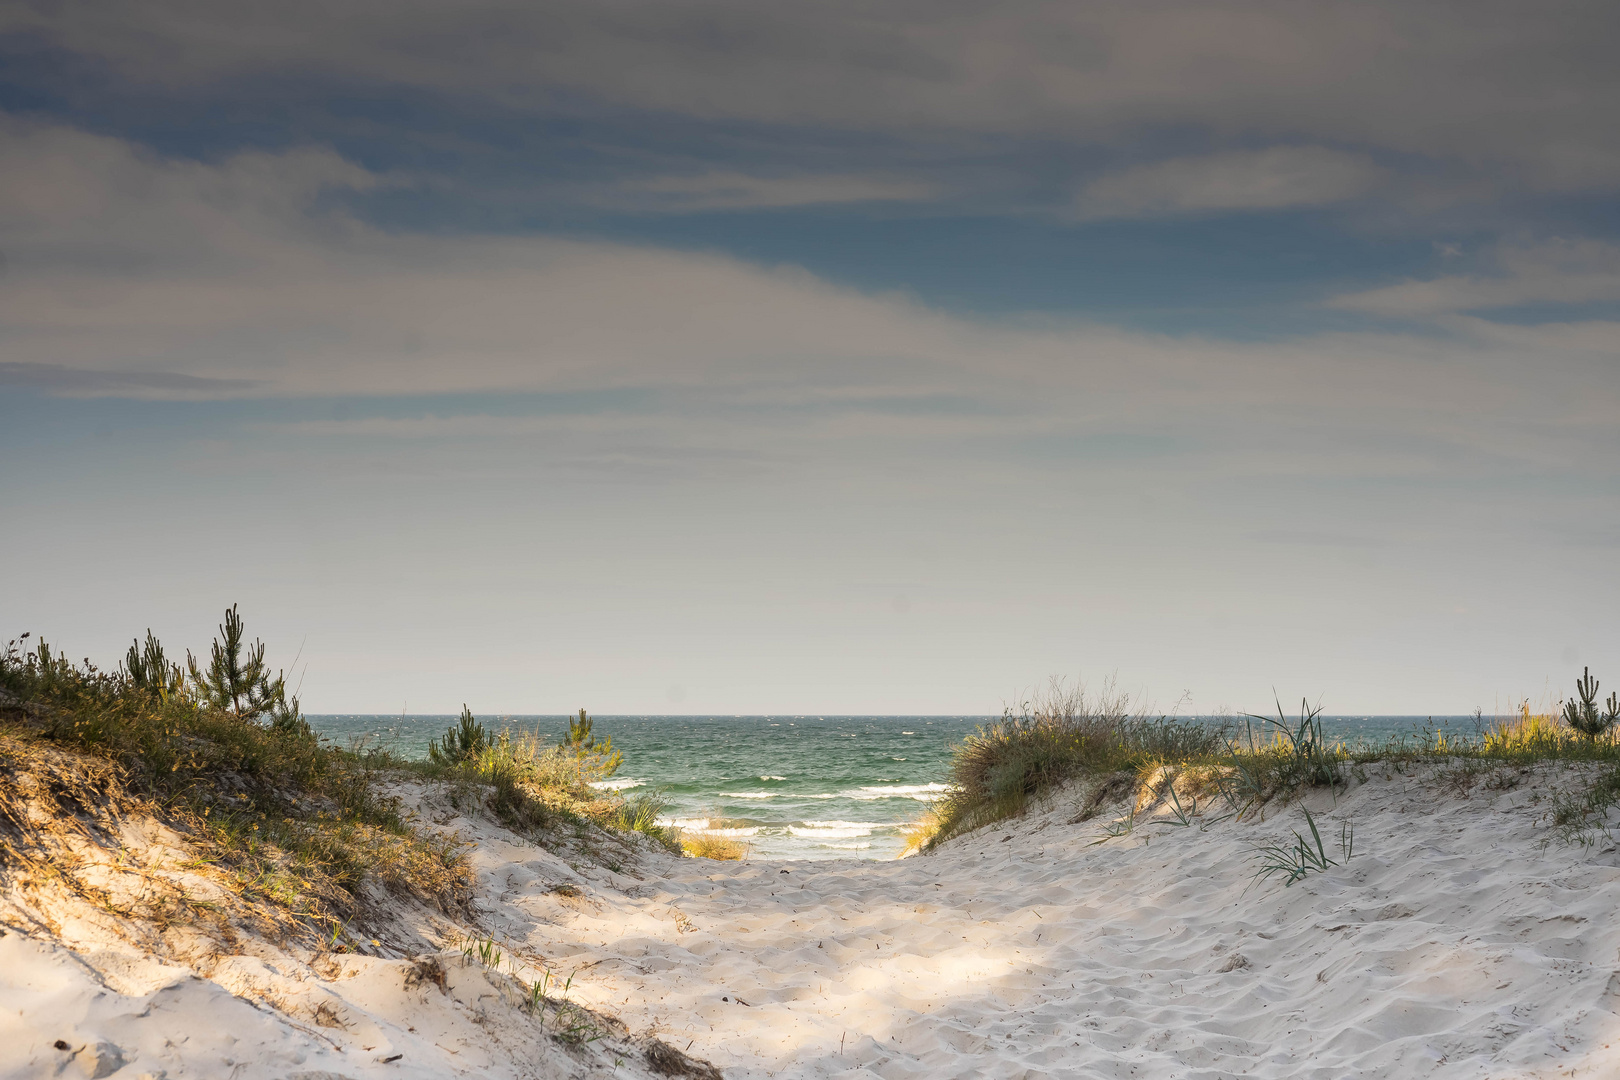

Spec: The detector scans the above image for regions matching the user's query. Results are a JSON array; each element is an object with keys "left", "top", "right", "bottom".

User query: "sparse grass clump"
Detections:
[{"left": 1248, "top": 807, "right": 1355, "bottom": 890}]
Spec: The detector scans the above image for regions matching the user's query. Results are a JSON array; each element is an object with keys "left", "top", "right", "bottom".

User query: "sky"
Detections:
[{"left": 2, "top": 1, "right": 1617, "bottom": 716}]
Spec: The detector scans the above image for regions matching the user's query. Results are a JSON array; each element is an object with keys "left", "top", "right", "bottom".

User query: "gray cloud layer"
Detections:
[
  {"left": 2, "top": 120, "right": 1613, "bottom": 468},
  {"left": 6, "top": 0, "right": 1619, "bottom": 207}
]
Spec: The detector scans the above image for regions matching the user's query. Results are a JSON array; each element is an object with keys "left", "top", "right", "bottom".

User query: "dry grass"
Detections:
[
  {"left": 909, "top": 686, "right": 1620, "bottom": 853},
  {"left": 680, "top": 832, "right": 749, "bottom": 860},
  {"left": 915, "top": 678, "right": 1228, "bottom": 849}
]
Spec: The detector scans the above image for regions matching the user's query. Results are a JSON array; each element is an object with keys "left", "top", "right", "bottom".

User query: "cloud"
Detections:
[
  {"left": 0, "top": 120, "right": 1615, "bottom": 484},
  {"left": 6, "top": 1, "right": 1619, "bottom": 196},
  {"left": 0, "top": 362, "right": 257, "bottom": 398},
  {"left": 1329, "top": 239, "right": 1620, "bottom": 316},
  {"left": 612, "top": 171, "right": 935, "bottom": 211},
  {"left": 1076, "top": 147, "right": 1383, "bottom": 218},
  {"left": 2, "top": 118, "right": 1617, "bottom": 716}
]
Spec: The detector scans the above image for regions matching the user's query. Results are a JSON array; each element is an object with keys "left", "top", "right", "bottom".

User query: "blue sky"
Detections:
[{"left": 2, "top": 1, "right": 1617, "bottom": 714}]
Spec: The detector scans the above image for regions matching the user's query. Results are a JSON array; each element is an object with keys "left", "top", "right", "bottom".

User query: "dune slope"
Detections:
[
  {"left": 452, "top": 762, "right": 1620, "bottom": 1079},
  {"left": 7, "top": 759, "right": 1620, "bottom": 1079}
]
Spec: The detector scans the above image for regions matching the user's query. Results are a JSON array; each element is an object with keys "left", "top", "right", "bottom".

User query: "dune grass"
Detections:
[
  {"left": 0, "top": 632, "right": 471, "bottom": 937},
  {"left": 0, "top": 617, "right": 689, "bottom": 938},
  {"left": 910, "top": 678, "right": 1620, "bottom": 852},
  {"left": 915, "top": 679, "right": 1229, "bottom": 849},
  {"left": 369, "top": 722, "right": 684, "bottom": 857}
]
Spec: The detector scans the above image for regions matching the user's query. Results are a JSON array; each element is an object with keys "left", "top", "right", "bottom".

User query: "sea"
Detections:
[{"left": 307, "top": 713, "right": 1487, "bottom": 861}]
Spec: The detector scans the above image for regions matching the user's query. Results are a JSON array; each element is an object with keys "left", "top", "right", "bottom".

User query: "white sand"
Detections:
[{"left": 7, "top": 762, "right": 1620, "bottom": 1079}]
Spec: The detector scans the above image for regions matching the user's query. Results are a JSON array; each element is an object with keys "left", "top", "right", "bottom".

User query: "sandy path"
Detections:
[
  {"left": 459, "top": 763, "right": 1620, "bottom": 1079},
  {"left": 6, "top": 763, "right": 1620, "bottom": 1078}
]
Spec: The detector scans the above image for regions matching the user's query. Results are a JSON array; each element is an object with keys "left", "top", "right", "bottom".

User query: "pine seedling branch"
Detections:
[
  {"left": 123, "top": 629, "right": 185, "bottom": 702},
  {"left": 184, "top": 604, "right": 304, "bottom": 733},
  {"left": 428, "top": 705, "right": 490, "bottom": 765},
  {"left": 1562, "top": 666, "right": 1619, "bottom": 741}
]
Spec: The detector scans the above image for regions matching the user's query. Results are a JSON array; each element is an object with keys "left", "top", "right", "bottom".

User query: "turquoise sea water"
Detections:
[{"left": 308, "top": 713, "right": 1484, "bottom": 861}]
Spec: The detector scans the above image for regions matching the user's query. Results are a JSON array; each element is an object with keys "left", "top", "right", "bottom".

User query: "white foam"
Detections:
[
  {"left": 720, "top": 784, "right": 951, "bottom": 801},
  {"left": 790, "top": 828, "right": 867, "bottom": 840},
  {"left": 844, "top": 782, "right": 952, "bottom": 801},
  {"left": 590, "top": 778, "right": 646, "bottom": 791},
  {"left": 759, "top": 775, "right": 787, "bottom": 781},
  {"left": 658, "top": 817, "right": 711, "bottom": 830},
  {"left": 797, "top": 819, "right": 887, "bottom": 831},
  {"left": 659, "top": 816, "right": 761, "bottom": 837}
]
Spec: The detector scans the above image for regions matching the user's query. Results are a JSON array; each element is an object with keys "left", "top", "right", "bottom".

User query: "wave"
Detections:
[
  {"left": 659, "top": 816, "right": 710, "bottom": 830},
  {"left": 590, "top": 778, "right": 646, "bottom": 791},
  {"left": 718, "top": 782, "right": 952, "bottom": 802},
  {"left": 759, "top": 775, "right": 787, "bottom": 781},
  {"left": 789, "top": 820, "right": 891, "bottom": 839},
  {"left": 657, "top": 817, "right": 761, "bottom": 837},
  {"left": 847, "top": 783, "right": 951, "bottom": 801},
  {"left": 797, "top": 819, "right": 887, "bottom": 831}
]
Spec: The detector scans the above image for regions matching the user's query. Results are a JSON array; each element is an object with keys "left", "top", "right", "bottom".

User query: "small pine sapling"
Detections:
[
  {"left": 1562, "top": 667, "right": 1618, "bottom": 741},
  {"left": 123, "top": 629, "right": 185, "bottom": 702},
  {"left": 566, "top": 709, "right": 623, "bottom": 774},
  {"left": 186, "top": 605, "right": 297, "bottom": 725},
  {"left": 567, "top": 708, "right": 598, "bottom": 749},
  {"left": 429, "top": 704, "right": 489, "bottom": 765}
]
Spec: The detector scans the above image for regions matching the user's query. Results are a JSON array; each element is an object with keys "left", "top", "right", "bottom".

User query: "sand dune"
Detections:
[
  {"left": 6, "top": 762, "right": 1620, "bottom": 1078},
  {"left": 455, "top": 762, "right": 1620, "bottom": 1079}
]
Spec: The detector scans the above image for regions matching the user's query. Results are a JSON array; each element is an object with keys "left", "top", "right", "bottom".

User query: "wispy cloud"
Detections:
[
  {"left": 1328, "top": 239, "right": 1620, "bottom": 316},
  {"left": 1076, "top": 147, "right": 1384, "bottom": 219},
  {"left": 0, "top": 362, "right": 258, "bottom": 398},
  {"left": 611, "top": 171, "right": 935, "bottom": 211}
]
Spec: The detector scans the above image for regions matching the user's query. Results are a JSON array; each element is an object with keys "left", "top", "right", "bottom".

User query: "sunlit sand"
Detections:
[{"left": 8, "top": 759, "right": 1620, "bottom": 1078}]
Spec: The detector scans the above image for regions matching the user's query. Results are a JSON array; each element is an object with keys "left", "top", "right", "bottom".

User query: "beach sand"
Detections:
[{"left": 6, "top": 761, "right": 1620, "bottom": 1078}]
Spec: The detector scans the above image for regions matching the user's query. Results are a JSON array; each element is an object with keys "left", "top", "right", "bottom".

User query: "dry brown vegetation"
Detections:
[{"left": 679, "top": 832, "right": 749, "bottom": 860}]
